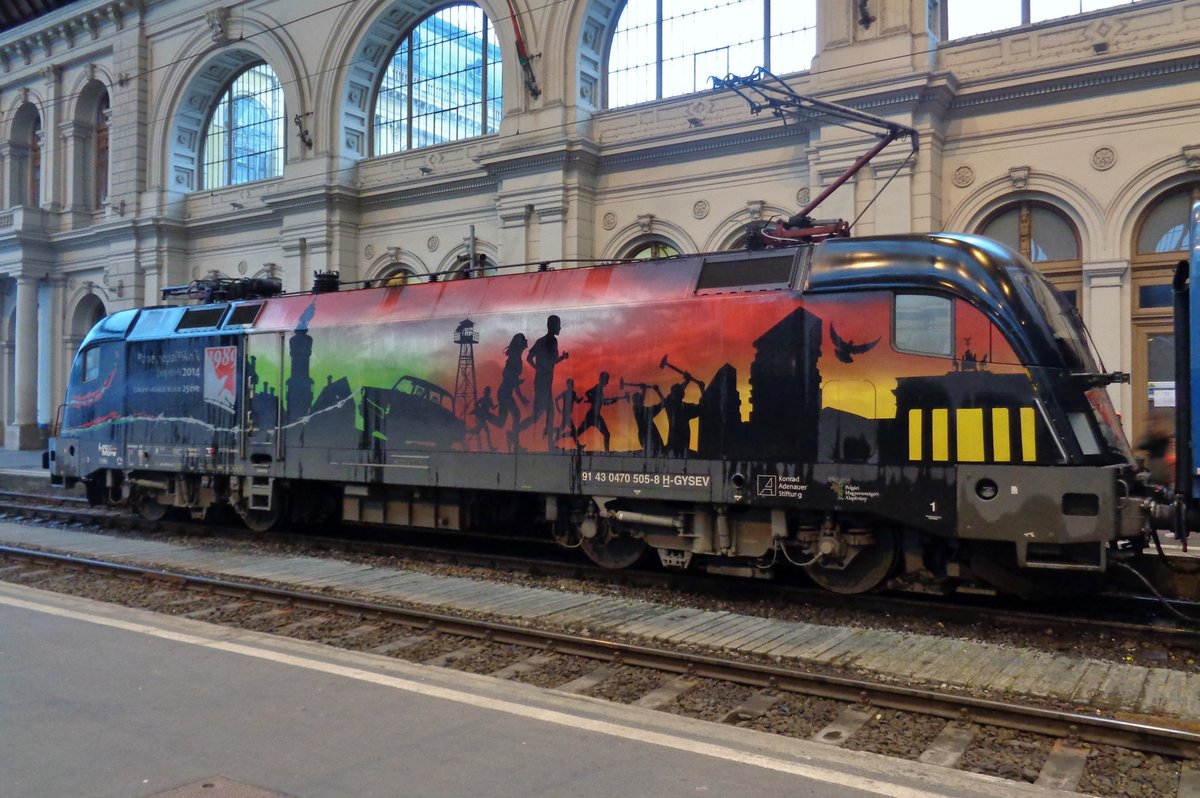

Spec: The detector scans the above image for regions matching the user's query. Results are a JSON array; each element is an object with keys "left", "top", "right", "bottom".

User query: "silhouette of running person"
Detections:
[
  {"left": 630, "top": 386, "right": 665, "bottom": 456},
  {"left": 662, "top": 381, "right": 701, "bottom": 457},
  {"left": 553, "top": 378, "right": 583, "bottom": 450},
  {"left": 472, "top": 386, "right": 498, "bottom": 451},
  {"left": 493, "top": 333, "right": 529, "bottom": 451},
  {"left": 576, "top": 372, "right": 621, "bottom": 452},
  {"left": 524, "top": 314, "right": 568, "bottom": 440}
]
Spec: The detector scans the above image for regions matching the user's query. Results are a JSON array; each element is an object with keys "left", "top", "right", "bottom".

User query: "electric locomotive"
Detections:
[{"left": 47, "top": 233, "right": 1148, "bottom": 597}]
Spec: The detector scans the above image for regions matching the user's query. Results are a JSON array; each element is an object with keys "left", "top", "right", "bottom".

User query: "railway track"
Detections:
[
  {"left": 1, "top": 544, "right": 1198, "bottom": 796},
  {"left": 3, "top": 489, "right": 1199, "bottom": 664}
]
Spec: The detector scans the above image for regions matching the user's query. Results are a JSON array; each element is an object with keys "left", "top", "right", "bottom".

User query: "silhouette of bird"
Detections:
[{"left": 829, "top": 324, "right": 880, "bottom": 364}]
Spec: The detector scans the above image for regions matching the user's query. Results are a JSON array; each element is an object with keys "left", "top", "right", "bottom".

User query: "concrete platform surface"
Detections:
[{"left": 0, "top": 581, "right": 1077, "bottom": 798}]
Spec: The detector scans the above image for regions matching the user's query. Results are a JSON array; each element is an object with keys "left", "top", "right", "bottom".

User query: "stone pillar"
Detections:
[
  {"left": 0, "top": 141, "right": 26, "bottom": 209},
  {"left": 0, "top": 336, "right": 11, "bottom": 441},
  {"left": 498, "top": 202, "right": 532, "bottom": 267},
  {"left": 7, "top": 274, "right": 42, "bottom": 449},
  {"left": 59, "top": 120, "right": 92, "bottom": 217},
  {"left": 536, "top": 202, "right": 568, "bottom": 266},
  {"left": 41, "top": 277, "right": 67, "bottom": 431},
  {"left": 1082, "top": 259, "right": 1129, "bottom": 421},
  {"left": 40, "top": 65, "right": 62, "bottom": 211}
]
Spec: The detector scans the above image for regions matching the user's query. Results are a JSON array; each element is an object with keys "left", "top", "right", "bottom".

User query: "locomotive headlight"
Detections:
[{"left": 975, "top": 478, "right": 999, "bottom": 501}]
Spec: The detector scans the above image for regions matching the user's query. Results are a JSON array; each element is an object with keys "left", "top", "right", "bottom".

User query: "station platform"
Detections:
[
  {"left": 0, "top": 580, "right": 1071, "bottom": 798},
  {"left": 2, "top": 521, "right": 1199, "bottom": 736}
]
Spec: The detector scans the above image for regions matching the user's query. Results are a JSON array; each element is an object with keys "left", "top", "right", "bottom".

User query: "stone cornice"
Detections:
[
  {"left": 597, "top": 126, "right": 806, "bottom": 171},
  {"left": 473, "top": 137, "right": 601, "bottom": 178},
  {"left": 358, "top": 175, "right": 499, "bottom": 210},
  {"left": 949, "top": 55, "right": 1200, "bottom": 111},
  {"left": 0, "top": 0, "right": 140, "bottom": 73}
]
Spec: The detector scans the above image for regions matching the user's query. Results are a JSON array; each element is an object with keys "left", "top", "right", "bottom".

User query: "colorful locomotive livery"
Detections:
[{"left": 50, "top": 235, "right": 1147, "bottom": 597}]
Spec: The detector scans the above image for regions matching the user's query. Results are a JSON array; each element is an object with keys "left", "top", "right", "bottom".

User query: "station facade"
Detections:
[{"left": 0, "top": 0, "right": 1197, "bottom": 449}]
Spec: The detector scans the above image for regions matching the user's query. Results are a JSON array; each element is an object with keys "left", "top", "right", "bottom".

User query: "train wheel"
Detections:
[
  {"left": 803, "top": 530, "right": 897, "bottom": 594},
  {"left": 240, "top": 504, "right": 282, "bottom": 532},
  {"left": 136, "top": 495, "right": 169, "bottom": 522},
  {"left": 581, "top": 532, "right": 648, "bottom": 569}
]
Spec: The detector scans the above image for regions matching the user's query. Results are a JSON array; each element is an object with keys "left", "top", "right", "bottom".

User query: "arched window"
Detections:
[
  {"left": 625, "top": 239, "right": 680, "bottom": 260},
  {"left": 1129, "top": 184, "right": 1200, "bottom": 449},
  {"left": 373, "top": 4, "right": 502, "bottom": 156},
  {"left": 607, "top": 0, "right": 816, "bottom": 109},
  {"left": 381, "top": 266, "right": 415, "bottom": 286},
  {"left": 978, "top": 201, "right": 1081, "bottom": 307},
  {"left": 202, "top": 63, "right": 285, "bottom": 189},
  {"left": 95, "top": 93, "right": 110, "bottom": 208}
]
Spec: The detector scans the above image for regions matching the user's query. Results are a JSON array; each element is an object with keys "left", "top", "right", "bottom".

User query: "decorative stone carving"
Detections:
[
  {"left": 1091, "top": 146, "right": 1116, "bottom": 171},
  {"left": 636, "top": 213, "right": 655, "bottom": 233},
  {"left": 692, "top": 200, "right": 709, "bottom": 220},
  {"left": 796, "top": 187, "right": 811, "bottom": 206},
  {"left": 237, "top": 260, "right": 247, "bottom": 275},
  {"left": 427, "top": 236, "right": 440, "bottom": 252},
  {"left": 1008, "top": 166, "right": 1031, "bottom": 189},
  {"left": 602, "top": 212, "right": 617, "bottom": 231},
  {"left": 364, "top": 244, "right": 375, "bottom": 259},
  {"left": 746, "top": 200, "right": 766, "bottom": 221},
  {"left": 1184, "top": 145, "right": 1200, "bottom": 170},
  {"left": 206, "top": 8, "right": 230, "bottom": 44},
  {"left": 952, "top": 165, "right": 975, "bottom": 187}
]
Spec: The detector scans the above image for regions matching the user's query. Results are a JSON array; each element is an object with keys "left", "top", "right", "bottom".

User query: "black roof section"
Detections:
[{"left": 1, "top": 0, "right": 83, "bottom": 33}]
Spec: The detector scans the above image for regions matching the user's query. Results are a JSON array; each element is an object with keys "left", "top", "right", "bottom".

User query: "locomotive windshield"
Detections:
[{"left": 1007, "top": 267, "right": 1097, "bottom": 372}]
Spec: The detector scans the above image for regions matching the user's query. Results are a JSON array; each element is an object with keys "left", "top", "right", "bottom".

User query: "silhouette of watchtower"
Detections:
[{"left": 453, "top": 318, "right": 479, "bottom": 419}]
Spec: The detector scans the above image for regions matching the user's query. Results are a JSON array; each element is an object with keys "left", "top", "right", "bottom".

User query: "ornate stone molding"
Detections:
[
  {"left": 1008, "top": 166, "right": 1031, "bottom": 189},
  {"left": 1091, "top": 146, "right": 1116, "bottom": 171},
  {"left": 206, "top": 8, "right": 231, "bottom": 44},
  {"left": 1184, "top": 145, "right": 1200, "bottom": 170}
]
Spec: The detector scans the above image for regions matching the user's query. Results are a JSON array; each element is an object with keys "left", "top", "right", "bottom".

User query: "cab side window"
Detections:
[
  {"left": 894, "top": 294, "right": 953, "bottom": 357},
  {"left": 81, "top": 345, "right": 102, "bottom": 383}
]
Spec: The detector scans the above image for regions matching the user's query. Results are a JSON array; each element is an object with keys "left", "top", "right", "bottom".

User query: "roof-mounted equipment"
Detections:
[
  {"left": 161, "top": 277, "right": 283, "bottom": 304},
  {"left": 712, "top": 67, "right": 919, "bottom": 248}
]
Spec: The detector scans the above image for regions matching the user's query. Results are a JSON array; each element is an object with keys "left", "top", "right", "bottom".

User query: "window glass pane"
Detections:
[
  {"left": 770, "top": 0, "right": 816, "bottom": 75},
  {"left": 1032, "top": 0, "right": 1135, "bottom": 22},
  {"left": 82, "top": 347, "right": 101, "bottom": 383},
  {"left": 1137, "top": 191, "right": 1190, "bottom": 254},
  {"left": 946, "top": 2, "right": 1022, "bottom": 38},
  {"left": 1138, "top": 284, "right": 1174, "bottom": 309},
  {"left": 1029, "top": 206, "right": 1078, "bottom": 261},
  {"left": 662, "top": 0, "right": 758, "bottom": 97},
  {"left": 609, "top": 0, "right": 657, "bottom": 107},
  {"left": 1148, "top": 333, "right": 1175, "bottom": 383},
  {"left": 947, "top": 0, "right": 1138, "bottom": 38},
  {"left": 981, "top": 208, "right": 1020, "bottom": 251},
  {"left": 202, "top": 64, "right": 283, "bottom": 189},
  {"left": 375, "top": 42, "right": 410, "bottom": 157},
  {"left": 609, "top": 0, "right": 815, "bottom": 109},
  {"left": 626, "top": 240, "right": 680, "bottom": 260},
  {"left": 373, "top": 4, "right": 501, "bottom": 155},
  {"left": 895, "top": 294, "right": 953, "bottom": 357}
]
